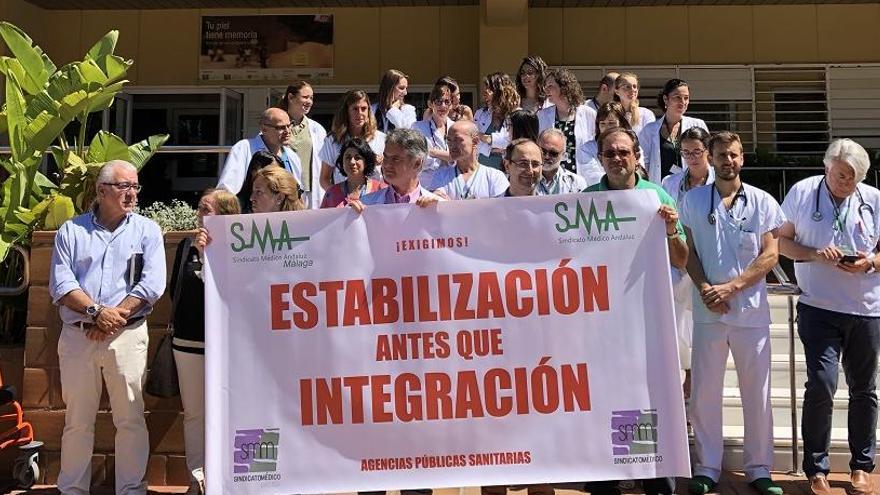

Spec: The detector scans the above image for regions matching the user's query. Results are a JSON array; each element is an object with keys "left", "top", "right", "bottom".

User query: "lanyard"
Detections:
[
  {"left": 429, "top": 118, "right": 448, "bottom": 150},
  {"left": 454, "top": 165, "right": 482, "bottom": 200}
]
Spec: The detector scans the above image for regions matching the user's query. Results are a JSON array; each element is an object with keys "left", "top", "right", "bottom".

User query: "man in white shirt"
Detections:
[
  {"left": 431, "top": 120, "right": 508, "bottom": 200},
  {"left": 217, "top": 108, "right": 303, "bottom": 200},
  {"left": 536, "top": 129, "right": 587, "bottom": 195},
  {"left": 778, "top": 138, "right": 880, "bottom": 495},
  {"left": 679, "top": 131, "right": 785, "bottom": 495}
]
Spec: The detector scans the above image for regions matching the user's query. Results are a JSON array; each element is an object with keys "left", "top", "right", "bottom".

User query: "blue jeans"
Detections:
[{"left": 798, "top": 302, "right": 880, "bottom": 476}]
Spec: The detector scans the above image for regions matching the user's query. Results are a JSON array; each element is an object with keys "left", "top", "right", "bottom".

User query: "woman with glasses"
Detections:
[
  {"left": 412, "top": 82, "right": 456, "bottom": 189},
  {"left": 173, "top": 188, "right": 241, "bottom": 495},
  {"left": 661, "top": 127, "right": 714, "bottom": 404},
  {"left": 372, "top": 69, "right": 417, "bottom": 133},
  {"left": 474, "top": 72, "right": 520, "bottom": 171},
  {"left": 280, "top": 81, "right": 327, "bottom": 209},
  {"left": 320, "top": 138, "right": 386, "bottom": 208},
  {"left": 515, "top": 55, "right": 549, "bottom": 113},
  {"left": 319, "top": 90, "right": 386, "bottom": 192},
  {"left": 576, "top": 102, "right": 644, "bottom": 187},
  {"left": 639, "top": 78, "right": 709, "bottom": 184},
  {"left": 537, "top": 67, "right": 597, "bottom": 175},
  {"left": 424, "top": 76, "right": 473, "bottom": 122},
  {"left": 614, "top": 72, "right": 656, "bottom": 134}
]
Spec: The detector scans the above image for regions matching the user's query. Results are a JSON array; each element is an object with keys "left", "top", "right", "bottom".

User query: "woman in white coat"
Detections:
[
  {"left": 319, "top": 90, "right": 386, "bottom": 191},
  {"left": 614, "top": 72, "right": 656, "bottom": 135},
  {"left": 639, "top": 78, "right": 708, "bottom": 184},
  {"left": 412, "top": 81, "right": 455, "bottom": 189},
  {"left": 576, "top": 101, "right": 645, "bottom": 188},
  {"left": 372, "top": 69, "right": 417, "bottom": 133},
  {"left": 660, "top": 126, "right": 715, "bottom": 402},
  {"left": 537, "top": 67, "right": 596, "bottom": 174},
  {"left": 282, "top": 81, "right": 327, "bottom": 208},
  {"left": 474, "top": 72, "right": 519, "bottom": 171}
]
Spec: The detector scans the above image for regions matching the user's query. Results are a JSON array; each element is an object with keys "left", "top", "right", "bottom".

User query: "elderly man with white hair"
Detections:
[
  {"left": 779, "top": 138, "right": 880, "bottom": 495},
  {"left": 49, "top": 160, "right": 166, "bottom": 494}
]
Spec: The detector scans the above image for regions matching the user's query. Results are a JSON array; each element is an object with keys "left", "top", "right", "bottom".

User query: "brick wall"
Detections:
[{"left": 23, "top": 230, "right": 195, "bottom": 487}]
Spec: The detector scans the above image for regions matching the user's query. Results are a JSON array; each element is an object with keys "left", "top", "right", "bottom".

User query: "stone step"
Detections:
[
  {"left": 719, "top": 387, "right": 861, "bottom": 429},
  {"left": 717, "top": 426, "right": 870, "bottom": 473}
]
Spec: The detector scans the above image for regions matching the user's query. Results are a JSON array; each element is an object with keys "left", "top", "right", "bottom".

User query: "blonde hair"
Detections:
[
  {"left": 210, "top": 189, "right": 241, "bottom": 215},
  {"left": 615, "top": 72, "right": 641, "bottom": 128},
  {"left": 484, "top": 72, "right": 520, "bottom": 123},
  {"left": 252, "top": 166, "right": 305, "bottom": 212}
]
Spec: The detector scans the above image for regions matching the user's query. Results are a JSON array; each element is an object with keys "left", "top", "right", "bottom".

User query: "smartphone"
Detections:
[{"left": 841, "top": 254, "right": 860, "bottom": 264}]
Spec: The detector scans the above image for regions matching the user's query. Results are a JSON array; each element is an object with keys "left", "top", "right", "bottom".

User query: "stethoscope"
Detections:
[
  {"left": 707, "top": 183, "right": 748, "bottom": 226},
  {"left": 429, "top": 118, "right": 448, "bottom": 150},
  {"left": 811, "top": 177, "right": 873, "bottom": 226}
]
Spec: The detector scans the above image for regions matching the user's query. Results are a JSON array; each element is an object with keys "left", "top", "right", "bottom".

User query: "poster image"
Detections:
[{"left": 200, "top": 15, "right": 333, "bottom": 81}]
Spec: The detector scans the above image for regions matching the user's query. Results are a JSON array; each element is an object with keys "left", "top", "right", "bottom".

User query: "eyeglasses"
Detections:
[
  {"left": 681, "top": 148, "right": 707, "bottom": 159},
  {"left": 540, "top": 147, "right": 561, "bottom": 159},
  {"left": 510, "top": 159, "right": 542, "bottom": 170},
  {"left": 432, "top": 98, "right": 452, "bottom": 107},
  {"left": 102, "top": 182, "right": 142, "bottom": 192},
  {"left": 601, "top": 149, "right": 634, "bottom": 159},
  {"left": 262, "top": 122, "right": 292, "bottom": 131}
]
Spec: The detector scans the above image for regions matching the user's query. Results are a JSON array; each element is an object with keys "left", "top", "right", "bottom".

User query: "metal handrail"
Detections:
[
  {"left": 0, "top": 245, "right": 29, "bottom": 297},
  {"left": 766, "top": 264, "right": 803, "bottom": 476},
  {"left": 0, "top": 145, "right": 232, "bottom": 155}
]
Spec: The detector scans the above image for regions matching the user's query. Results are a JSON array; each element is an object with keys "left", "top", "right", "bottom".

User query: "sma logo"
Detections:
[
  {"left": 554, "top": 199, "right": 636, "bottom": 234},
  {"left": 229, "top": 219, "right": 309, "bottom": 254}
]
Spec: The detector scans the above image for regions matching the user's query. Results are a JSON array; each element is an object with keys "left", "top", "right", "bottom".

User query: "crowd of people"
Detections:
[{"left": 45, "top": 57, "right": 880, "bottom": 495}]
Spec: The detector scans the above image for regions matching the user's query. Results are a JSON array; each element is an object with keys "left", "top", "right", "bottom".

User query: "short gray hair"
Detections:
[
  {"left": 97, "top": 160, "right": 137, "bottom": 184},
  {"left": 824, "top": 138, "right": 870, "bottom": 183},
  {"left": 539, "top": 128, "right": 566, "bottom": 142},
  {"left": 386, "top": 128, "right": 428, "bottom": 169}
]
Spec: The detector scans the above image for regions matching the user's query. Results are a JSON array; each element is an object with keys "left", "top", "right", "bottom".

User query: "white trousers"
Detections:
[
  {"left": 57, "top": 321, "right": 149, "bottom": 495},
  {"left": 673, "top": 275, "right": 694, "bottom": 370},
  {"left": 173, "top": 349, "right": 205, "bottom": 485},
  {"left": 690, "top": 322, "right": 774, "bottom": 482}
]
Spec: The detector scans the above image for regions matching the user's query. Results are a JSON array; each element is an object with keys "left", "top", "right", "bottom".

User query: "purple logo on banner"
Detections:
[
  {"left": 233, "top": 428, "right": 280, "bottom": 474},
  {"left": 611, "top": 409, "right": 658, "bottom": 456}
]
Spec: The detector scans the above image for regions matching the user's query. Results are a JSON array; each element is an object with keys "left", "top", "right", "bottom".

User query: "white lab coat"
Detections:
[
  {"left": 537, "top": 103, "right": 598, "bottom": 169},
  {"left": 217, "top": 134, "right": 302, "bottom": 194},
  {"left": 639, "top": 114, "right": 708, "bottom": 185},
  {"left": 371, "top": 102, "right": 417, "bottom": 132},
  {"left": 302, "top": 117, "right": 328, "bottom": 209},
  {"left": 474, "top": 107, "right": 511, "bottom": 158}
]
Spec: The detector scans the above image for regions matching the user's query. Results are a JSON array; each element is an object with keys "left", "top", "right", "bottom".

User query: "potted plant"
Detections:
[{"left": 0, "top": 22, "right": 169, "bottom": 344}]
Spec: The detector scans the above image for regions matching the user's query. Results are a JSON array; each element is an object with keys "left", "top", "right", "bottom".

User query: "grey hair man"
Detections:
[
  {"left": 49, "top": 159, "right": 166, "bottom": 494},
  {"left": 536, "top": 128, "right": 587, "bottom": 195},
  {"left": 352, "top": 128, "right": 442, "bottom": 210},
  {"left": 431, "top": 119, "right": 509, "bottom": 200}
]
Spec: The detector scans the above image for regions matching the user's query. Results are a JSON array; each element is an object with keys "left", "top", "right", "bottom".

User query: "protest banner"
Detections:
[{"left": 204, "top": 191, "right": 690, "bottom": 494}]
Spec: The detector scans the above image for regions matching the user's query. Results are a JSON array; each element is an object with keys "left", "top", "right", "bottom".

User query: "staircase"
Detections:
[{"left": 717, "top": 294, "right": 872, "bottom": 473}]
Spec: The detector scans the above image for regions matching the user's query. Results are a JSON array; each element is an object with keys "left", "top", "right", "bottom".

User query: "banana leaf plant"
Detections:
[{"left": 0, "top": 22, "right": 169, "bottom": 262}]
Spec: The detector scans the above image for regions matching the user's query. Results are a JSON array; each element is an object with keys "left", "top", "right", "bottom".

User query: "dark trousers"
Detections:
[
  {"left": 583, "top": 478, "right": 675, "bottom": 495},
  {"left": 798, "top": 302, "right": 880, "bottom": 476}
]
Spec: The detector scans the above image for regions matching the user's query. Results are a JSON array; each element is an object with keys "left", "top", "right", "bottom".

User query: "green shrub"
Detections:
[{"left": 136, "top": 199, "right": 197, "bottom": 233}]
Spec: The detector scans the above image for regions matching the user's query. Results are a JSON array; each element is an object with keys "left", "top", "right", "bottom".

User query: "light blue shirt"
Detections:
[
  {"left": 679, "top": 182, "right": 786, "bottom": 327},
  {"left": 49, "top": 210, "right": 167, "bottom": 325}
]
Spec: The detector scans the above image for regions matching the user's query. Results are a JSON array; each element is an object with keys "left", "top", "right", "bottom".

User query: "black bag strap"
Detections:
[{"left": 169, "top": 236, "right": 193, "bottom": 323}]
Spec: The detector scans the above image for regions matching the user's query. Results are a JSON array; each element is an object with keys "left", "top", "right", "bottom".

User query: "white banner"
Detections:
[{"left": 204, "top": 191, "right": 690, "bottom": 495}]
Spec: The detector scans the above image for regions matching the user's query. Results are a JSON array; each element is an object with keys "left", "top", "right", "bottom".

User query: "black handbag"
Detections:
[{"left": 145, "top": 237, "right": 192, "bottom": 398}]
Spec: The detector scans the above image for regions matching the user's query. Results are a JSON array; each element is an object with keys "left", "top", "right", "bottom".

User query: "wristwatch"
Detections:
[{"left": 86, "top": 304, "right": 103, "bottom": 321}]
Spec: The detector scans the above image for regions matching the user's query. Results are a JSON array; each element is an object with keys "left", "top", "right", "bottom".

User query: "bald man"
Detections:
[{"left": 217, "top": 107, "right": 305, "bottom": 206}]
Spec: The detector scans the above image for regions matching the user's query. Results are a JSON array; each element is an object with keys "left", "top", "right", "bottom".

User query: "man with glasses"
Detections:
[
  {"left": 217, "top": 107, "right": 304, "bottom": 203},
  {"left": 679, "top": 132, "right": 784, "bottom": 495},
  {"left": 582, "top": 127, "right": 686, "bottom": 495},
  {"left": 49, "top": 160, "right": 166, "bottom": 495},
  {"left": 536, "top": 129, "right": 586, "bottom": 196}
]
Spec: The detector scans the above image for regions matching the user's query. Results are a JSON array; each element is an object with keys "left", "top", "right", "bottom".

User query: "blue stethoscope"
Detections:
[
  {"left": 812, "top": 177, "right": 873, "bottom": 226},
  {"left": 707, "top": 183, "right": 747, "bottom": 225}
]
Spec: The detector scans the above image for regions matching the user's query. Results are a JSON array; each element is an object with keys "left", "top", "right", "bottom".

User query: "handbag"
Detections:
[{"left": 145, "top": 237, "right": 192, "bottom": 398}]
